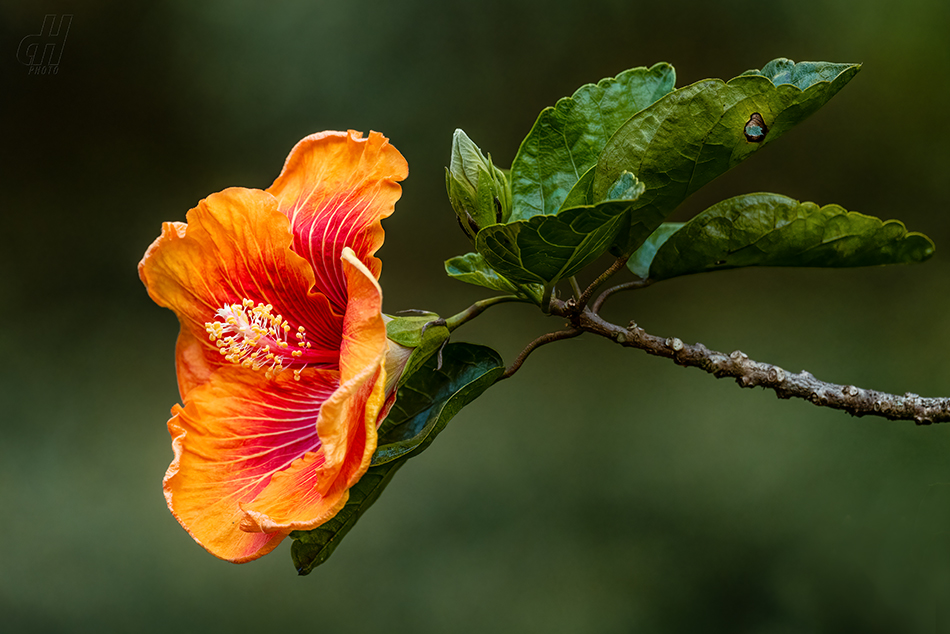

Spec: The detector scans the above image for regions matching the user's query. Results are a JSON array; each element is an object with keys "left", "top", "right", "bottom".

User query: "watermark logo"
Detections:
[{"left": 17, "top": 14, "right": 72, "bottom": 75}]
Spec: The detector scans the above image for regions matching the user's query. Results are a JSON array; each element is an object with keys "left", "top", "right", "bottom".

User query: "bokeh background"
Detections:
[{"left": 3, "top": 0, "right": 950, "bottom": 631}]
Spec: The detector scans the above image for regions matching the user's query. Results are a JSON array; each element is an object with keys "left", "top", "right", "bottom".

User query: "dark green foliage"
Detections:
[
  {"left": 509, "top": 63, "right": 675, "bottom": 220},
  {"left": 446, "top": 58, "right": 920, "bottom": 297},
  {"left": 594, "top": 59, "right": 861, "bottom": 253},
  {"left": 290, "top": 343, "right": 504, "bottom": 574},
  {"left": 475, "top": 195, "right": 640, "bottom": 286},
  {"left": 444, "top": 252, "right": 544, "bottom": 303},
  {"left": 629, "top": 194, "right": 934, "bottom": 280}
]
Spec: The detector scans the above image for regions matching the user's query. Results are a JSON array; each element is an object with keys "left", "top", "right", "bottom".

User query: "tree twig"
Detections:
[
  {"left": 591, "top": 278, "right": 653, "bottom": 313},
  {"left": 501, "top": 327, "right": 583, "bottom": 379},
  {"left": 574, "top": 256, "right": 630, "bottom": 311},
  {"left": 542, "top": 299, "right": 950, "bottom": 424},
  {"left": 540, "top": 283, "right": 555, "bottom": 314}
]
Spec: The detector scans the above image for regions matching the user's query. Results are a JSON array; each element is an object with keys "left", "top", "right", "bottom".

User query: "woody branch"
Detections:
[
  {"left": 480, "top": 249, "right": 948, "bottom": 424},
  {"left": 507, "top": 290, "right": 950, "bottom": 425}
]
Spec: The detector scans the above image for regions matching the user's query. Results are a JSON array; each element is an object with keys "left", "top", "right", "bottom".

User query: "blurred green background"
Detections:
[{"left": 3, "top": 0, "right": 950, "bottom": 631}]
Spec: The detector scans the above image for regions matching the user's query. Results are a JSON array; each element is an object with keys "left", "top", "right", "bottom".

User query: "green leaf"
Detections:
[
  {"left": 372, "top": 342, "right": 505, "bottom": 465},
  {"left": 740, "top": 58, "right": 859, "bottom": 89},
  {"left": 559, "top": 165, "right": 596, "bottom": 209},
  {"left": 290, "top": 460, "right": 405, "bottom": 576},
  {"left": 475, "top": 196, "right": 637, "bottom": 286},
  {"left": 290, "top": 343, "right": 504, "bottom": 575},
  {"left": 509, "top": 63, "right": 676, "bottom": 221},
  {"left": 594, "top": 58, "right": 861, "bottom": 254},
  {"left": 444, "top": 252, "right": 544, "bottom": 303},
  {"left": 632, "top": 193, "right": 934, "bottom": 281},
  {"left": 627, "top": 222, "right": 684, "bottom": 278}
]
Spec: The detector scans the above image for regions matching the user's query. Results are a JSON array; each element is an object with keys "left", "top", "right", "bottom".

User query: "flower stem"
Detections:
[{"left": 444, "top": 295, "right": 523, "bottom": 332}]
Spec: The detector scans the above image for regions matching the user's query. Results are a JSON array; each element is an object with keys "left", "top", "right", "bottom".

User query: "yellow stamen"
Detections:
[{"left": 204, "top": 299, "right": 312, "bottom": 379}]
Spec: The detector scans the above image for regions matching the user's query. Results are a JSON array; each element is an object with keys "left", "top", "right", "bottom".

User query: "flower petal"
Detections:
[
  {"left": 163, "top": 366, "right": 339, "bottom": 562},
  {"left": 139, "top": 187, "right": 344, "bottom": 398},
  {"left": 174, "top": 328, "right": 215, "bottom": 398},
  {"left": 322, "top": 248, "right": 388, "bottom": 461},
  {"left": 267, "top": 130, "right": 408, "bottom": 310},
  {"left": 239, "top": 364, "right": 384, "bottom": 533},
  {"left": 240, "top": 248, "right": 388, "bottom": 532}
]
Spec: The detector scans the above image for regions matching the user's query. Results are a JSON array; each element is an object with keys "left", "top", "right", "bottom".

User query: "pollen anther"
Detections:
[{"left": 204, "top": 300, "right": 311, "bottom": 379}]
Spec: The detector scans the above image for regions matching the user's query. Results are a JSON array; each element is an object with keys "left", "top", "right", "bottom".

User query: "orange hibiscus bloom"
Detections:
[{"left": 139, "top": 130, "right": 408, "bottom": 562}]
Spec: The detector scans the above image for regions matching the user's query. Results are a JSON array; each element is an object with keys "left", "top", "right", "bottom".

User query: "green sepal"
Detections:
[
  {"left": 385, "top": 312, "right": 450, "bottom": 388},
  {"left": 290, "top": 343, "right": 504, "bottom": 575},
  {"left": 594, "top": 58, "right": 861, "bottom": 254},
  {"left": 629, "top": 193, "right": 934, "bottom": 280},
  {"left": 510, "top": 63, "right": 675, "bottom": 220},
  {"left": 444, "top": 252, "right": 544, "bottom": 304}
]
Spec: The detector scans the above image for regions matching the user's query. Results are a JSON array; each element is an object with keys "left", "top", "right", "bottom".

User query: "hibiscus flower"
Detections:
[{"left": 139, "top": 130, "right": 408, "bottom": 562}]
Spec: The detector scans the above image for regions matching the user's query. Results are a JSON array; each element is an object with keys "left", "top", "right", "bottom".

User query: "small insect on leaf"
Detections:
[{"left": 744, "top": 112, "right": 768, "bottom": 143}]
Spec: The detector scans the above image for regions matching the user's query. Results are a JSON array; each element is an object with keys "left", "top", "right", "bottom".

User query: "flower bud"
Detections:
[{"left": 445, "top": 129, "right": 512, "bottom": 241}]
